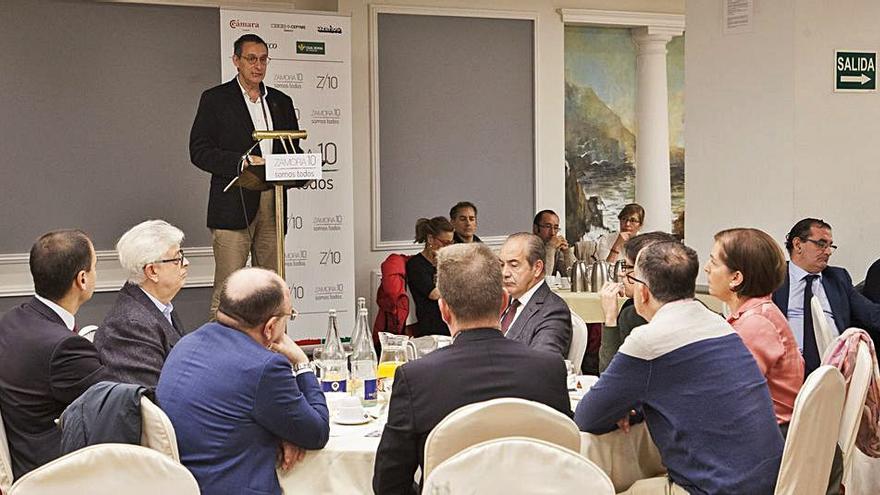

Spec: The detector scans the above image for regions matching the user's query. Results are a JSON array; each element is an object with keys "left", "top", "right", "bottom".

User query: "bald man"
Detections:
[{"left": 157, "top": 268, "right": 329, "bottom": 495}]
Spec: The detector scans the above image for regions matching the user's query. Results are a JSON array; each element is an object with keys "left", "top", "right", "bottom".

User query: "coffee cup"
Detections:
[{"left": 337, "top": 395, "right": 368, "bottom": 423}]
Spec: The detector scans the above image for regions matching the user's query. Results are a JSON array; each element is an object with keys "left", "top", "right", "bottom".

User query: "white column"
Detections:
[{"left": 632, "top": 27, "right": 681, "bottom": 233}]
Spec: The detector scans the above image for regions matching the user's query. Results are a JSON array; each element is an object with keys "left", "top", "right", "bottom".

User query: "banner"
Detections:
[{"left": 220, "top": 10, "right": 355, "bottom": 340}]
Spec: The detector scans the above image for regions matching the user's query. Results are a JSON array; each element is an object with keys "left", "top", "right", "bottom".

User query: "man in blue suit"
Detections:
[
  {"left": 772, "top": 218, "right": 880, "bottom": 374},
  {"left": 158, "top": 268, "right": 329, "bottom": 495}
]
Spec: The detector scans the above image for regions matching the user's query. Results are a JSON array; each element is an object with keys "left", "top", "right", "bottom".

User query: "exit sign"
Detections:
[{"left": 835, "top": 50, "right": 876, "bottom": 92}]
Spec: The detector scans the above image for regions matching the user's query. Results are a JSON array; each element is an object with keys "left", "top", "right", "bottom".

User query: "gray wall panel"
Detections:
[
  {"left": 0, "top": 0, "right": 219, "bottom": 252},
  {"left": 377, "top": 13, "right": 535, "bottom": 242}
]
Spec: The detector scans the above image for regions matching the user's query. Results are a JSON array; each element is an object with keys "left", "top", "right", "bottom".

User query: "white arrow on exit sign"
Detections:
[{"left": 840, "top": 74, "right": 872, "bottom": 85}]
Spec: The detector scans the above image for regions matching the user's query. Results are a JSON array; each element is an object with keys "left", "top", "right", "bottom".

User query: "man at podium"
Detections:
[{"left": 190, "top": 33, "right": 303, "bottom": 318}]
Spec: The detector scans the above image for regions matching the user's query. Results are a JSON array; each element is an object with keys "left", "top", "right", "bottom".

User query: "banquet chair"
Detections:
[
  {"left": 422, "top": 398, "right": 580, "bottom": 480},
  {"left": 77, "top": 325, "right": 98, "bottom": 343},
  {"left": 7, "top": 444, "right": 198, "bottom": 495},
  {"left": 139, "top": 396, "right": 180, "bottom": 463},
  {"left": 811, "top": 297, "right": 836, "bottom": 359},
  {"left": 568, "top": 310, "right": 588, "bottom": 372},
  {"left": 0, "top": 407, "right": 14, "bottom": 494},
  {"left": 831, "top": 338, "right": 874, "bottom": 486},
  {"left": 775, "top": 365, "right": 846, "bottom": 495},
  {"left": 423, "top": 436, "right": 614, "bottom": 495}
]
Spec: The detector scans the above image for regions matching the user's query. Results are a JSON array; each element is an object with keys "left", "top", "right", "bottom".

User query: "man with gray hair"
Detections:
[
  {"left": 499, "top": 232, "right": 572, "bottom": 358},
  {"left": 373, "top": 243, "right": 571, "bottom": 494},
  {"left": 95, "top": 220, "right": 188, "bottom": 387},
  {"left": 575, "top": 241, "right": 783, "bottom": 494}
]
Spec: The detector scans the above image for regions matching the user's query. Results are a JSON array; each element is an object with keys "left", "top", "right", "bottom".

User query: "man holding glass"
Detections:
[{"left": 190, "top": 33, "right": 303, "bottom": 319}]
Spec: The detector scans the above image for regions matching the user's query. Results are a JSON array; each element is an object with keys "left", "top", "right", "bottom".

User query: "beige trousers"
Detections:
[
  {"left": 619, "top": 477, "right": 689, "bottom": 495},
  {"left": 210, "top": 189, "right": 279, "bottom": 318}
]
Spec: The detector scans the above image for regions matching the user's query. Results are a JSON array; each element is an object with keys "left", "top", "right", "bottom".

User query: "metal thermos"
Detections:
[
  {"left": 590, "top": 261, "right": 611, "bottom": 292},
  {"left": 571, "top": 260, "right": 591, "bottom": 292}
]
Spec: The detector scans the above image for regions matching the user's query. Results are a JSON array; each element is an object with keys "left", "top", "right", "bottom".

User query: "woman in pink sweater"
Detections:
[{"left": 705, "top": 228, "right": 804, "bottom": 424}]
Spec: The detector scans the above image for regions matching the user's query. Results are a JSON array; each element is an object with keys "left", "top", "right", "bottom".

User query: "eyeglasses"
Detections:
[
  {"left": 239, "top": 55, "right": 270, "bottom": 66},
  {"left": 625, "top": 272, "right": 648, "bottom": 286},
  {"left": 434, "top": 237, "right": 454, "bottom": 247},
  {"left": 622, "top": 217, "right": 642, "bottom": 224},
  {"left": 537, "top": 224, "right": 560, "bottom": 232},
  {"left": 274, "top": 307, "right": 298, "bottom": 322},
  {"left": 804, "top": 238, "right": 837, "bottom": 251},
  {"left": 621, "top": 263, "right": 635, "bottom": 274},
  {"left": 154, "top": 250, "right": 186, "bottom": 266}
]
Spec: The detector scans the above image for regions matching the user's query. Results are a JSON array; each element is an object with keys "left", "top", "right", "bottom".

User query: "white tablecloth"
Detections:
[{"left": 279, "top": 381, "right": 666, "bottom": 494}]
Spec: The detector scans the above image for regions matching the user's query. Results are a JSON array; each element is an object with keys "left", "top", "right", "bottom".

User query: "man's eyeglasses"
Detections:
[
  {"left": 274, "top": 307, "right": 298, "bottom": 322},
  {"left": 154, "top": 250, "right": 186, "bottom": 266},
  {"left": 537, "top": 224, "right": 560, "bottom": 232},
  {"left": 804, "top": 238, "right": 838, "bottom": 251},
  {"left": 239, "top": 55, "right": 270, "bottom": 66},
  {"left": 625, "top": 272, "right": 648, "bottom": 286}
]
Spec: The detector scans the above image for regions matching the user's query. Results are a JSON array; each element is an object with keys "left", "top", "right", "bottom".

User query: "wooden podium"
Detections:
[{"left": 230, "top": 129, "right": 311, "bottom": 279}]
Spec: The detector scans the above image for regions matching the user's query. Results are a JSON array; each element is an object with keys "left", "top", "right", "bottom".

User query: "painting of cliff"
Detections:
[{"left": 564, "top": 27, "right": 685, "bottom": 242}]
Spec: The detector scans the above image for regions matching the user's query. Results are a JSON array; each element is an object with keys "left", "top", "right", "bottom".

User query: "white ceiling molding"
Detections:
[{"left": 559, "top": 8, "right": 684, "bottom": 35}]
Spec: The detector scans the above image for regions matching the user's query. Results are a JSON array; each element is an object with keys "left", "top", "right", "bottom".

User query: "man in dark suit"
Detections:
[
  {"left": 499, "top": 232, "right": 573, "bottom": 358},
  {"left": 0, "top": 230, "right": 107, "bottom": 479},
  {"left": 157, "top": 268, "right": 329, "bottom": 495},
  {"left": 772, "top": 218, "right": 880, "bottom": 374},
  {"left": 189, "top": 33, "right": 304, "bottom": 317},
  {"left": 372, "top": 243, "right": 571, "bottom": 494},
  {"left": 94, "top": 220, "right": 188, "bottom": 388}
]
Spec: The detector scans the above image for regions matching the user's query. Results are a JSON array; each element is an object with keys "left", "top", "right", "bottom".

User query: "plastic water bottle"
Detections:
[
  {"left": 349, "top": 307, "right": 378, "bottom": 406},
  {"left": 320, "top": 309, "right": 348, "bottom": 393}
]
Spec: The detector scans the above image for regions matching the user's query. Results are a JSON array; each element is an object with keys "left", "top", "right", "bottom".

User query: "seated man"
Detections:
[
  {"left": 94, "top": 220, "right": 188, "bottom": 387},
  {"left": 0, "top": 230, "right": 107, "bottom": 479},
  {"left": 157, "top": 268, "right": 329, "bottom": 495},
  {"left": 449, "top": 201, "right": 481, "bottom": 243},
  {"left": 533, "top": 209, "right": 574, "bottom": 276},
  {"left": 576, "top": 241, "right": 783, "bottom": 494},
  {"left": 772, "top": 218, "right": 880, "bottom": 374},
  {"left": 373, "top": 243, "right": 571, "bottom": 494},
  {"left": 499, "top": 232, "right": 572, "bottom": 358}
]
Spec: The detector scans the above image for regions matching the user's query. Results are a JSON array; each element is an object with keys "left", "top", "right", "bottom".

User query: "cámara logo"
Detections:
[{"left": 228, "top": 19, "right": 260, "bottom": 29}]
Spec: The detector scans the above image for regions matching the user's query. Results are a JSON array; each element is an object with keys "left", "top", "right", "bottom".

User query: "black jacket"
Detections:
[
  {"left": 189, "top": 78, "right": 303, "bottom": 230},
  {"left": 372, "top": 328, "right": 571, "bottom": 494},
  {"left": 0, "top": 298, "right": 107, "bottom": 479},
  {"left": 59, "top": 381, "right": 146, "bottom": 456}
]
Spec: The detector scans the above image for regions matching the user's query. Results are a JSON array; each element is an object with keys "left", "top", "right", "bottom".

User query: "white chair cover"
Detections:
[
  {"left": 568, "top": 310, "right": 588, "bottom": 372},
  {"left": 77, "top": 325, "right": 98, "bottom": 343},
  {"left": 0, "top": 406, "right": 14, "bottom": 494},
  {"left": 424, "top": 436, "right": 613, "bottom": 495},
  {"left": 423, "top": 397, "right": 580, "bottom": 480},
  {"left": 139, "top": 396, "right": 180, "bottom": 463},
  {"left": 775, "top": 366, "right": 846, "bottom": 495},
  {"left": 837, "top": 340, "right": 873, "bottom": 486},
  {"left": 811, "top": 296, "right": 836, "bottom": 358},
  {"left": 8, "top": 443, "right": 199, "bottom": 495}
]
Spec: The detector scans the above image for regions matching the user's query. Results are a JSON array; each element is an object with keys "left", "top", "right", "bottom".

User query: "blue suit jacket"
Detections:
[
  {"left": 772, "top": 263, "right": 880, "bottom": 346},
  {"left": 157, "top": 322, "right": 329, "bottom": 495}
]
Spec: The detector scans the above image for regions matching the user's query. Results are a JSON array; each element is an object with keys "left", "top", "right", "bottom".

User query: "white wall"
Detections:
[
  {"left": 338, "top": 0, "right": 685, "bottom": 300},
  {"left": 686, "top": 0, "right": 880, "bottom": 283}
]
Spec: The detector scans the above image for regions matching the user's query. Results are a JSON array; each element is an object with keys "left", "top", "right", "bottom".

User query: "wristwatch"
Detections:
[{"left": 293, "top": 362, "right": 312, "bottom": 374}]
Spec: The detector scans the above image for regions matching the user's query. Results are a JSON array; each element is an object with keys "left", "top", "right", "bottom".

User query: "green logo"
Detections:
[{"left": 296, "top": 41, "right": 326, "bottom": 55}]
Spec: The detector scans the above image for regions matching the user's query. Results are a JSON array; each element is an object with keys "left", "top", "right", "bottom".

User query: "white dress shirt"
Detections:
[
  {"left": 235, "top": 76, "right": 274, "bottom": 159},
  {"left": 505, "top": 280, "right": 546, "bottom": 329},
  {"left": 34, "top": 294, "right": 75, "bottom": 331}
]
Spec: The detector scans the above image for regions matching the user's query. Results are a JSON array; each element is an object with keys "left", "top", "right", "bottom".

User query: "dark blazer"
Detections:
[
  {"left": 157, "top": 322, "right": 329, "bottom": 495},
  {"left": 505, "top": 282, "right": 573, "bottom": 358},
  {"left": 189, "top": 77, "right": 303, "bottom": 230},
  {"left": 0, "top": 298, "right": 107, "bottom": 479},
  {"left": 372, "top": 328, "right": 571, "bottom": 494},
  {"left": 94, "top": 282, "right": 186, "bottom": 388},
  {"left": 862, "top": 258, "right": 880, "bottom": 304},
  {"left": 772, "top": 263, "right": 880, "bottom": 345}
]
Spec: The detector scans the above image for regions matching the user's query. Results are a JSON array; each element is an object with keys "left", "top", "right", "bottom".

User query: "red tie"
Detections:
[{"left": 500, "top": 299, "right": 521, "bottom": 334}]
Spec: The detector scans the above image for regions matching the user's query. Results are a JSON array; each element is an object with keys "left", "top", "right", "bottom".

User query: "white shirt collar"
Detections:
[
  {"left": 515, "top": 279, "right": 545, "bottom": 308},
  {"left": 34, "top": 295, "right": 75, "bottom": 330},
  {"left": 235, "top": 74, "right": 267, "bottom": 98},
  {"left": 140, "top": 286, "right": 174, "bottom": 324}
]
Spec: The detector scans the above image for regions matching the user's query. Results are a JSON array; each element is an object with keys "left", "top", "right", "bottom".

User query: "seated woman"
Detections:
[
  {"left": 406, "top": 216, "right": 454, "bottom": 337},
  {"left": 94, "top": 220, "right": 188, "bottom": 387},
  {"left": 597, "top": 232, "right": 676, "bottom": 373},
  {"left": 704, "top": 227, "right": 804, "bottom": 424},
  {"left": 597, "top": 203, "right": 645, "bottom": 263}
]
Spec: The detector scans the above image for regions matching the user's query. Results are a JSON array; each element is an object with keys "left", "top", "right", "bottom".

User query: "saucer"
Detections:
[{"left": 333, "top": 413, "right": 371, "bottom": 425}]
